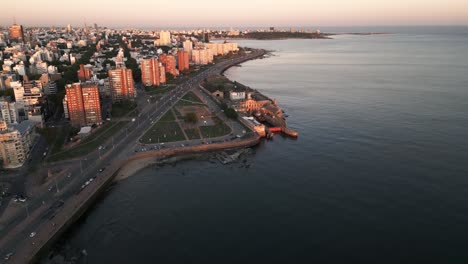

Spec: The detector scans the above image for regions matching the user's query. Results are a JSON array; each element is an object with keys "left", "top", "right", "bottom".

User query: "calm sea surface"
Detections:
[{"left": 47, "top": 28, "right": 468, "bottom": 263}]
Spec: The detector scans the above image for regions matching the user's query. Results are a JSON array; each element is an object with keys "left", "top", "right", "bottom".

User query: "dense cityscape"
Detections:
[
  {"left": 1, "top": 0, "right": 467, "bottom": 262},
  {"left": 0, "top": 21, "right": 300, "bottom": 262}
]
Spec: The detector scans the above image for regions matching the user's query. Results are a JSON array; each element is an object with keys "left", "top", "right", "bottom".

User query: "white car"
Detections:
[
  {"left": 30, "top": 232, "right": 36, "bottom": 238},
  {"left": 4, "top": 252, "right": 14, "bottom": 260}
]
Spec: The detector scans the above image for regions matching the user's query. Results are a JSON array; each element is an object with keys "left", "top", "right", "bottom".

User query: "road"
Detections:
[{"left": 0, "top": 48, "right": 265, "bottom": 262}]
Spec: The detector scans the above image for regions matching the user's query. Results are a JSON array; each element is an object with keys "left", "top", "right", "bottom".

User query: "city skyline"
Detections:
[{"left": 2, "top": 0, "right": 468, "bottom": 28}]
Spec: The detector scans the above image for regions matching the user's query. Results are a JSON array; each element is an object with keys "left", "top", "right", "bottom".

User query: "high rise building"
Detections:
[
  {"left": 0, "top": 120, "right": 34, "bottom": 169},
  {"left": 177, "top": 50, "right": 190, "bottom": 72},
  {"left": 0, "top": 97, "right": 19, "bottom": 125},
  {"left": 202, "top": 32, "right": 210, "bottom": 43},
  {"left": 159, "top": 31, "right": 171, "bottom": 46},
  {"left": 65, "top": 82, "right": 102, "bottom": 127},
  {"left": 77, "top": 64, "right": 92, "bottom": 81},
  {"left": 159, "top": 63, "right": 166, "bottom": 84},
  {"left": 159, "top": 54, "right": 178, "bottom": 77},
  {"left": 192, "top": 49, "right": 214, "bottom": 65},
  {"left": 9, "top": 23, "right": 24, "bottom": 42},
  {"left": 183, "top": 40, "right": 193, "bottom": 57},
  {"left": 108, "top": 68, "right": 136, "bottom": 101},
  {"left": 141, "top": 58, "right": 160, "bottom": 87},
  {"left": 12, "top": 81, "right": 43, "bottom": 106},
  {"left": 205, "top": 42, "right": 239, "bottom": 56}
]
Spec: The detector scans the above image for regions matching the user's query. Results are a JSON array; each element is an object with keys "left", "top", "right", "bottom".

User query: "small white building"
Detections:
[
  {"left": 229, "top": 90, "right": 246, "bottom": 101},
  {"left": 0, "top": 120, "right": 35, "bottom": 169}
]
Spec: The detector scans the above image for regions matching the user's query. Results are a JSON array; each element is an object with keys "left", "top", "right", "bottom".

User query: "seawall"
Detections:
[
  {"left": 16, "top": 135, "right": 261, "bottom": 264},
  {"left": 9, "top": 49, "right": 267, "bottom": 264}
]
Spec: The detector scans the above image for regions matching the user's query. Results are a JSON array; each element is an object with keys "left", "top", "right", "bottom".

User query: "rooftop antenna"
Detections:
[{"left": 13, "top": 16, "right": 16, "bottom": 25}]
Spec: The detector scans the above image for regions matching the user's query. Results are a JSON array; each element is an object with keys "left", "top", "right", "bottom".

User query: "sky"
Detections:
[{"left": 2, "top": 0, "right": 468, "bottom": 28}]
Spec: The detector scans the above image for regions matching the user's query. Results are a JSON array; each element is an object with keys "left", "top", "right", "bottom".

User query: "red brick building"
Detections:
[
  {"left": 141, "top": 58, "right": 160, "bottom": 87},
  {"left": 108, "top": 68, "right": 136, "bottom": 101},
  {"left": 77, "top": 64, "right": 92, "bottom": 81},
  {"left": 177, "top": 50, "right": 190, "bottom": 72},
  {"left": 159, "top": 54, "right": 179, "bottom": 77},
  {"left": 9, "top": 24, "right": 24, "bottom": 42},
  {"left": 65, "top": 82, "right": 102, "bottom": 127}
]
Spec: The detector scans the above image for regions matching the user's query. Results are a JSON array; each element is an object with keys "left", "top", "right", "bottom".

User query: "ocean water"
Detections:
[{"left": 47, "top": 28, "right": 468, "bottom": 263}]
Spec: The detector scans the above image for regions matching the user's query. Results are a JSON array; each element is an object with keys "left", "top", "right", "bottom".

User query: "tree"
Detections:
[
  {"left": 165, "top": 72, "right": 174, "bottom": 82},
  {"left": 0, "top": 88, "right": 15, "bottom": 99},
  {"left": 184, "top": 112, "right": 198, "bottom": 124},
  {"left": 224, "top": 108, "right": 238, "bottom": 119}
]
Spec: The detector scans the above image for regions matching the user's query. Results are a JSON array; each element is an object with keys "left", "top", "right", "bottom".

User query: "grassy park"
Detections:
[
  {"left": 47, "top": 121, "right": 128, "bottom": 161},
  {"left": 140, "top": 111, "right": 186, "bottom": 144}
]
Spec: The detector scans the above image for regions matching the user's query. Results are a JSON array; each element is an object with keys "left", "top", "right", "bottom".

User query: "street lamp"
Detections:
[{"left": 24, "top": 202, "right": 30, "bottom": 218}]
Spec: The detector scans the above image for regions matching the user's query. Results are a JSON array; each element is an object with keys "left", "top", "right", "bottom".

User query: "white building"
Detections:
[
  {"left": 159, "top": 31, "right": 171, "bottom": 47},
  {"left": 191, "top": 48, "right": 213, "bottom": 65},
  {"left": 44, "top": 81, "right": 57, "bottom": 95},
  {"left": 205, "top": 42, "right": 239, "bottom": 56},
  {"left": 230, "top": 90, "right": 246, "bottom": 101},
  {"left": 13, "top": 63, "right": 26, "bottom": 76},
  {"left": 12, "top": 81, "right": 43, "bottom": 106},
  {"left": 0, "top": 97, "right": 19, "bottom": 125},
  {"left": 0, "top": 120, "right": 34, "bottom": 169},
  {"left": 47, "top": 65, "right": 58, "bottom": 74},
  {"left": 36, "top": 61, "right": 48, "bottom": 74},
  {"left": 63, "top": 95, "right": 69, "bottom": 119},
  {"left": 183, "top": 40, "right": 193, "bottom": 57}
]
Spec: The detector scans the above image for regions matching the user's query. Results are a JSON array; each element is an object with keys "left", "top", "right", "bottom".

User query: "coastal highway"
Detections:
[{"left": 0, "top": 48, "right": 265, "bottom": 263}]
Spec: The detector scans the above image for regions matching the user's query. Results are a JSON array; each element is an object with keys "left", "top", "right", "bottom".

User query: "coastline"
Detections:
[
  {"left": 114, "top": 49, "right": 271, "bottom": 182},
  {"left": 213, "top": 32, "right": 391, "bottom": 41},
  {"left": 2, "top": 48, "right": 268, "bottom": 264}
]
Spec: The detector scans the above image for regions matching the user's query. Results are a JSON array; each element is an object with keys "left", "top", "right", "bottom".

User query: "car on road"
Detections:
[
  {"left": 4, "top": 252, "right": 14, "bottom": 260},
  {"left": 98, "top": 168, "right": 105, "bottom": 173},
  {"left": 48, "top": 186, "right": 54, "bottom": 192},
  {"left": 29, "top": 232, "right": 36, "bottom": 238}
]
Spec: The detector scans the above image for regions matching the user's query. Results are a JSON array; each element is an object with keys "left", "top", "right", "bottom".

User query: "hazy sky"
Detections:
[{"left": 2, "top": 0, "right": 468, "bottom": 28}]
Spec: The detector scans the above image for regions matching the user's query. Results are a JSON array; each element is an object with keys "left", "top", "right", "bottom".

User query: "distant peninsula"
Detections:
[{"left": 220, "top": 31, "right": 333, "bottom": 40}]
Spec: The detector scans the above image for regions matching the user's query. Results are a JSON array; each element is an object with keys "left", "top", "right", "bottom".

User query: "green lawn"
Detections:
[
  {"left": 183, "top": 92, "right": 203, "bottom": 103},
  {"left": 199, "top": 117, "right": 231, "bottom": 138},
  {"left": 47, "top": 121, "right": 128, "bottom": 162},
  {"left": 185, "top": 128, "right": 201, "bottom": 140},
  {"left": 159, "top": 110, "right": 176, "bottom": 122},
  {"left": 140, "top": 121, "right": 185, "bottom": 144},
  {"left": 37, "top": 126, "right": 71, "bottom": 155},
  {"left": 140, "top": 110, "right": 185, "bottom": 143},
  {"left": 176, "top": 92, "right": 205, "bottom": 107},
  {"left": 146, "top": 85, "right": 176, "bottom": 95},
  {"left": 111, "top": 101, "right": 137, "bottom": 117}
]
